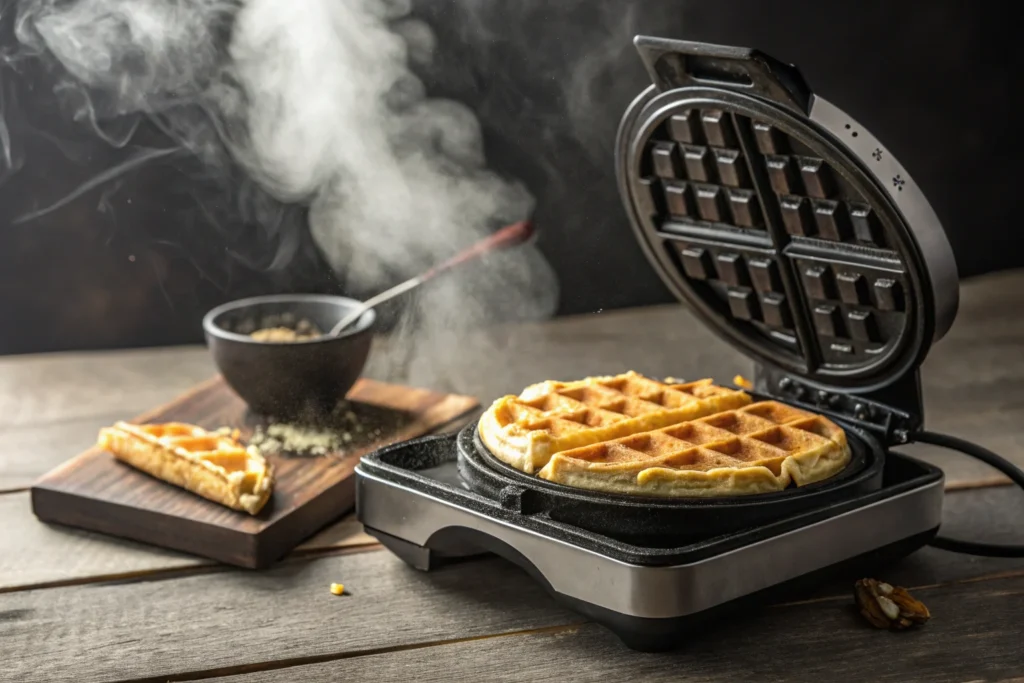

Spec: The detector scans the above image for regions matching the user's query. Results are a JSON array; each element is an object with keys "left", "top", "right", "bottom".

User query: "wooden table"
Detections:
[{"left": 2, "top": 270, "right": 1024, "bottom": 682}]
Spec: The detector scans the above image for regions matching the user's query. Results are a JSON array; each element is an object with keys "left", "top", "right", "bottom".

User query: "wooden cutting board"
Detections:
[{"left": 30, "top": 376, "right": 478, "bottom": 569}]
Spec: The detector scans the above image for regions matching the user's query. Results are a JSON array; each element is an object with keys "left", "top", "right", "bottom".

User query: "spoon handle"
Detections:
[
  {"left": 328, "top": 220, "right": 535, "bottom": 337},
  {"left": 420, "top": 220, "right": 535, "bottom": 282}
]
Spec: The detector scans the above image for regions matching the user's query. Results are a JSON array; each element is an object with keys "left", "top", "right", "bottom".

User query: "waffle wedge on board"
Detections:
[
  {"left": 478, "top": 371, "right": 850, "bottom": 497},
  {"left": 98, "top": 422, "right": 274, "bottom": 514}
]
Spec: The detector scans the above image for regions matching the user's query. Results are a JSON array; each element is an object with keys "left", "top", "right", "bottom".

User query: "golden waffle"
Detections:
[
  {"left": 477, "top": 371, "right": 752, "bottom": 474},
  {"left": 538, "top": 400, "right": 850, "bottom": 497},
  {"left": 97, "top": 422, "right": 274, "bottom": 515}
]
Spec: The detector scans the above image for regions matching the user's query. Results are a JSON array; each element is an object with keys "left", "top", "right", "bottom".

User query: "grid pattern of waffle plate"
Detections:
[
  {"left": 537, "top": 400, "right": 850, "bottom": 496},
  {"left": 627, "top": 104, "right": 913, "bottom": 381}
]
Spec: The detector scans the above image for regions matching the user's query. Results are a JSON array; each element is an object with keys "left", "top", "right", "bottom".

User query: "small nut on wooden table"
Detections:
[{"left": 854, "top": 578, "right": 930, "bottom": 630}]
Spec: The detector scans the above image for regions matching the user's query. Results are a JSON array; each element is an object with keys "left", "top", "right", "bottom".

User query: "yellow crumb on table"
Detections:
[
  {"left": 329, "top": 583, "right": 345, "bottom": 596},
  {"left": 733, "top": 374, "right": 753, "bottom": 390}
]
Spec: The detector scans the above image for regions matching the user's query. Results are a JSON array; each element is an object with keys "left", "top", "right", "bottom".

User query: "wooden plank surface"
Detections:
[
  {"left": 2, "top": 272, "right": 1021, "bottom": 682},
  {"left": 3, "top": 271, "right": 1023, "bottom": 493},
  {"left": 0, "top": 346, "right": 215, "bottom": 428},
  {"left": 2, "top": 412, "right": 477, "bottom": 593},
  {"left": 0, "top": 550, "right": 576, "bottom": 683},
  {"left": 210, "top": 576, "right": 1024, "bottom": 683},
  {"left": 0, "top": 347, "right": 216, "bottom": 491},
  {"left": 1, "top": 486, "right": 1022, "bottom": 682},
  {"left": 1, "top": 414, "right": 127, "bottom": 493},
  {"left": 30, "top": 377, "right": 476, "bottom": 568},
  {"left": 0, "top": 490, "right": 375, "bottom": 592}
]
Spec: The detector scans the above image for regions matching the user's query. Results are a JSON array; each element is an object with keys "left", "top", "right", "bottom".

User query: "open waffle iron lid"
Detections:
[{"left": 616, "top": 37, "right": 959, "bottom": 435}]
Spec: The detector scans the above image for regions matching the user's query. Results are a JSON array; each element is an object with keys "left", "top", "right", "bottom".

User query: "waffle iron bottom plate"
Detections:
[
  {"left": 460, "top": 419, "right": 884, "bottom": 542},
  {"left": 355, "top": 429, "right": 944, "bottom": 652}
]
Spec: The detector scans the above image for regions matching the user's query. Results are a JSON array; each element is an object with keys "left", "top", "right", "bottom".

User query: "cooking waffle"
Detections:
[
  {"left": 538, "top": 400, "right": 850, "bottom": 497},
  {"left": 97, "top": 422, "right": 274, "bottom": 515},
  {"left": 477, "top": 371, "right": 752, "bottom": 474}
]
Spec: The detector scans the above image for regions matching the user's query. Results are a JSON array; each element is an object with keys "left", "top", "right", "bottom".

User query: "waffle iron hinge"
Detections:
[{"left": 753, "top": 365, "right": 923, "bottom": 446}]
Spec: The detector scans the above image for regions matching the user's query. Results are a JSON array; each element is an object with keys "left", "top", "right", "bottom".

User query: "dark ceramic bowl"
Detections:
[{"left": 203, "top": 294, "right": 375, "bottom": 417}]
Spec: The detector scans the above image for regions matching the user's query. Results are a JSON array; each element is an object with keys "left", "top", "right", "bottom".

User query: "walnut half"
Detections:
[{"left": 854, "top": 578, "right": 931, "bottom": 630}]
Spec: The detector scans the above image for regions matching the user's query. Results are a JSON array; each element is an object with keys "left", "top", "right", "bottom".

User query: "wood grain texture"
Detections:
[
  {"left": 30, "top": 377, "right": 477, "bottom": 569},
  {"left": 1, "top": 413, "right": 477, "bottom": 592},
  {"left": 0, "top": 489, "right": 374, "bottom": 592},
  {"left": 0, "top": 346, "right": 214, "bottom": 429},
  {"left": 2, "top": 271, "right": 1022, "bottom": 491},
  {"left": 211, "top": 575, "right": 1024, "bottom": 683},
  {"left": 1, "top": 413, "right": 127, "bottom": 493},
  {"left": 2, "top": 486, "right": 1023, "bottom": 682},
  {"left": 1, "top": 273, "right": 1019, "bottom": 680},
  {"left": 0, "top": 550, "right": 576, "bottom": 683},
  {"left": 0, "top": 345, "right": 214, "bottom": 491}
]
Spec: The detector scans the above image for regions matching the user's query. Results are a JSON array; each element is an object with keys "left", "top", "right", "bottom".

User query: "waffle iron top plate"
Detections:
[{"left": 617, "top": 37, "right": 958, "bottom": 394}]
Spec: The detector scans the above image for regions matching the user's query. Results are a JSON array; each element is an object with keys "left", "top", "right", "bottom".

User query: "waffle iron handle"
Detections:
[{"left": 634, "top": 36, "right": 813, "bottom": 115}]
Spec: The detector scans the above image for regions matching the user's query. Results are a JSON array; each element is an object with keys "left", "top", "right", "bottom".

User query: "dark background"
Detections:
[{"left": 1, "top": 0, "right": 1020, "bottom": 355}]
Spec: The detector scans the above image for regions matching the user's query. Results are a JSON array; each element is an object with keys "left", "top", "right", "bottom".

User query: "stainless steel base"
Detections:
[{"left": 356, "top": 466, "right": 944, "bottom": 621}]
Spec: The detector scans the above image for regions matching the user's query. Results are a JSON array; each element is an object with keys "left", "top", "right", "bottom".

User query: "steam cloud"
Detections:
[{"left": 2, "top": 0, "right": 566, "bottom": 387}]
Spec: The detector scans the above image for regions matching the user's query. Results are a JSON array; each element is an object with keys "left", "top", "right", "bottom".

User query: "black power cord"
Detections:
[{"left": 910, "top": 430, "right": 1024, "bottom": 558}]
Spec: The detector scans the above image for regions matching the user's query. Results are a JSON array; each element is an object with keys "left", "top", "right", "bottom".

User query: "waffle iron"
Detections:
[{"left": 356, "top": 37, "right": 1024, "bottom": 652}]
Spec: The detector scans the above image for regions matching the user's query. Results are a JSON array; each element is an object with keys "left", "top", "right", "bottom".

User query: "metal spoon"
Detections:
[{"left": 328, "top": 220, "right": 536, "bottom": 337}]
